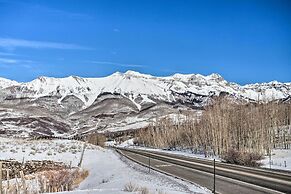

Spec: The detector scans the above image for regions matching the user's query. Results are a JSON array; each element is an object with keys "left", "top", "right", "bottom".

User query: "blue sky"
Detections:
[{"left": 0, "top": 0, "right": 290, "bottom": 84}]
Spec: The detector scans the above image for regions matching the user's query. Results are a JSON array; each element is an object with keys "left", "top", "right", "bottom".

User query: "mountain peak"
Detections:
[
  {"left": 124, "top": 70, "right": 150, "bottom": 77},
  {"left": 121, "top": 70, "right": 153, "bottom": 79},
  {"left": 37, "top": 76, "right": 49, "bottom": 83},
  {"left": 124, "top": 70, "right": 140, "bottom": 75},
  {"left": 0, "top": 77, "right": 19, "bottom": 88},
  {"left": 172, "top": 73, "right": 196, "bottom": 79},
  {"left": 207, "top": 73, "right": 224, "bottom": 81}
]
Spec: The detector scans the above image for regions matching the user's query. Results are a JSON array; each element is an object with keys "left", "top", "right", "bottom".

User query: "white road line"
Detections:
[{"left": 155, "top": 164, "right": 172, "bottom": 167}]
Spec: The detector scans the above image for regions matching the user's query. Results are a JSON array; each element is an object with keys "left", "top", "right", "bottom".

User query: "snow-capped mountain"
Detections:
[
  {"left": 0, "top": 77, "right": 19, "bottom": 89},
  {"left": 0, "top": 71, "right": 290, "bottom": 137},
  {"left": 1, "top": 70, "right": 290, "bottom": 106}
]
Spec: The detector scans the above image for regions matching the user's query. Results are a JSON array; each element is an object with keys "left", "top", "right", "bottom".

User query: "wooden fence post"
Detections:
[
  {"left": 78, "top": 143, "right": 87, "bottom": 167},
  {"left": 6, "top": 170, "right": 9, "bottom": 191},
  {"left": 15, "top": 174, "right": 19, "bottom": 194},
  {"left": 36, "top": 177, "right": 39, "bottom": 194},
  {"left": 0, "top": 162, "right": 2, "bottom": 194},
  {"left": 43, "top": 178, "right": 47, "bottom": 193},
  {"left": 20, "top": 171, "right": 27, "bottom": 194}
]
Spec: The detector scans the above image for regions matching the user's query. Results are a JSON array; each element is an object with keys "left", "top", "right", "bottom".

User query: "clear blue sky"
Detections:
[{"left": 0, "top": 0, "right": 290, "bottom": 84}]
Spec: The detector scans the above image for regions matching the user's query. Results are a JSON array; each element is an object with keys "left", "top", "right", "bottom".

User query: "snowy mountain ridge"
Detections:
[
  {"left": 0, "top": 71, "right": 290, "bottom": 108},
  {"left": 0, "top": 77, "right": 19, "bottom": 89},
  {"left": 0, "top": 71, "right": 290, "bottom": 137}
]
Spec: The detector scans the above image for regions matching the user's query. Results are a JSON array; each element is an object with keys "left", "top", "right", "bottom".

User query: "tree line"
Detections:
[{"left": 136, "top": 99, "right": 291, "bottom": 157}]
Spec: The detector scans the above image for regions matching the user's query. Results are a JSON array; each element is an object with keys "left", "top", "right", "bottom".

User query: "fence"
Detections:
[{"left": 0, "top": 161, "right": 81, "bottom": 194}]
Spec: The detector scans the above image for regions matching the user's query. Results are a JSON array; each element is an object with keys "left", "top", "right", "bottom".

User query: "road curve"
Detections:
[{"left": 116, "top": 148, "right": 291, "bottom": 194}]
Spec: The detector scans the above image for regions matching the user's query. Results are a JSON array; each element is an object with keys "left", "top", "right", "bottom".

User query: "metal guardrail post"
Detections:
[
  {"left": 213, "top": 159, "right": 216, "bottom": 193},
  {"left": 149, "top": 155, "right": 151, "bottom": 173},
  {"left": 269, "top": 150, "right": 272, "bottom": 169}
]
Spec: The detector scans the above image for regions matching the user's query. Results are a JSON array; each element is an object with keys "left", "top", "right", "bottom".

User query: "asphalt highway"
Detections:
[{"left": 117, "top": 149, "right": 290, "bottom": 194}]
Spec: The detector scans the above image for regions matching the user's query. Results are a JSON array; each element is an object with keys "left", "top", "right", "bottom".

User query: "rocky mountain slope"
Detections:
[{"left": 0, "top": 71, "right": 290, "bottom": 137}]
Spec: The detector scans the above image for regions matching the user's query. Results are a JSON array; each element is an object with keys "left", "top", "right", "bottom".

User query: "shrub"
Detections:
[
  {"left": 222, "top": 149, "right": 263, "bottom": 167},
  {"left": 124, "top": 182, "right": 151, "bottom": 194},
  {"left": 139, "top": 187, "right": 150, "bottom": 194},
  {"left": 124, "top": 182, "right": 139, "bottom": 192},
  {"left": 86, "top": 133, "right": 106, "bottom": 147},
  {"left": 37, "top": 169, "right": 89, "bottom": 192}
]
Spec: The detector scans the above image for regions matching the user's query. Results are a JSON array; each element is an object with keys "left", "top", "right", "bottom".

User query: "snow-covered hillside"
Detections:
[
  {"left": 1, "top": 71, "right": 290, "bottom": 108},
  {"left": 0, "top": 71, "right": 290, "bottom": 137}
]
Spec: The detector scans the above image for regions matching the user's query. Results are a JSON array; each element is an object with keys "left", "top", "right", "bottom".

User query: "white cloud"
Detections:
[
  {"left": 0, "top": 52, "right": 17, "bottom": 56},
  {"left": 113, "top": 28, "right": 120, "bottom": 32},
  {"left": 89, "top": 61, "right": 145, "bottom": 67},
  {"left": 0, "top": 38, "right": 91, "bottom": 50},
  {"left": 0, "top": 57, "right": 18, "bottom": 64},
  {"left": 0, "top": 57, "right": 33, "bottom": 64}
]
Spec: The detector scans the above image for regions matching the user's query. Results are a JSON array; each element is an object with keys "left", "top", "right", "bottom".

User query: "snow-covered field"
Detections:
[
  {"left": 0, "top": 138, "right": 85, "bottom": 164},
  {"left": 261, "top": 149, "right": 291, "bottom": 171},
  {"left": 0, "top": 138, "right": 210, "bottom": 194}
]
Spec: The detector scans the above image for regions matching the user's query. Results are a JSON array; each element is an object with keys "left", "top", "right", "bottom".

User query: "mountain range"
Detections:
[{"left": 0, "top": 71, "right": 290, "bottom": 137}]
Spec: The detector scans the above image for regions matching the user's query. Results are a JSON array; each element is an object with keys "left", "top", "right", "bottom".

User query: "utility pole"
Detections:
[{"left": 213, "top": 159, "right": 216, "bottom": 193}]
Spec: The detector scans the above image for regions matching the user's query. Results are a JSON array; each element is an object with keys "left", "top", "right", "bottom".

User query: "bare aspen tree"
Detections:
[{"left": 137, "top": 99, "right": 291, "bottom": 157}]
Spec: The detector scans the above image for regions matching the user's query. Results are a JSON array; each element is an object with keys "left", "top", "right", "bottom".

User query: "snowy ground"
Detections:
[
  {"left": 260, "top": 149, "right": 291, "bottom": 171},
  {"left": 0, "top": 138, "right": 210, "bottom": 194},
  {"left": 118, "top": 139, "right": 291, "bottom": 171}
]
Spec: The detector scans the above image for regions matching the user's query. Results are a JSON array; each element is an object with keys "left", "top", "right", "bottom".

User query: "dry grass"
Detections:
[
  {"left": 139, "top": 187, "right": 150, "bottom": 194},
  {"left": 123, "top": 182, "right": 151, "bottom": 194},
  {"left": 0, "top": 168, "right": 88, "bottom": 194},
  {"left": 124, "top": 182, "right": 139, "bottom": 192},
  {"left": 38, "top": 168, "right": 89, "bottom": 192}
]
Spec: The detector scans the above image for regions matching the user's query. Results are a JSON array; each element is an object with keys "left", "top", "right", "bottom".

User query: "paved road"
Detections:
[{"left": 118, "top": 149, "right": 287, "bottom": 194}]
